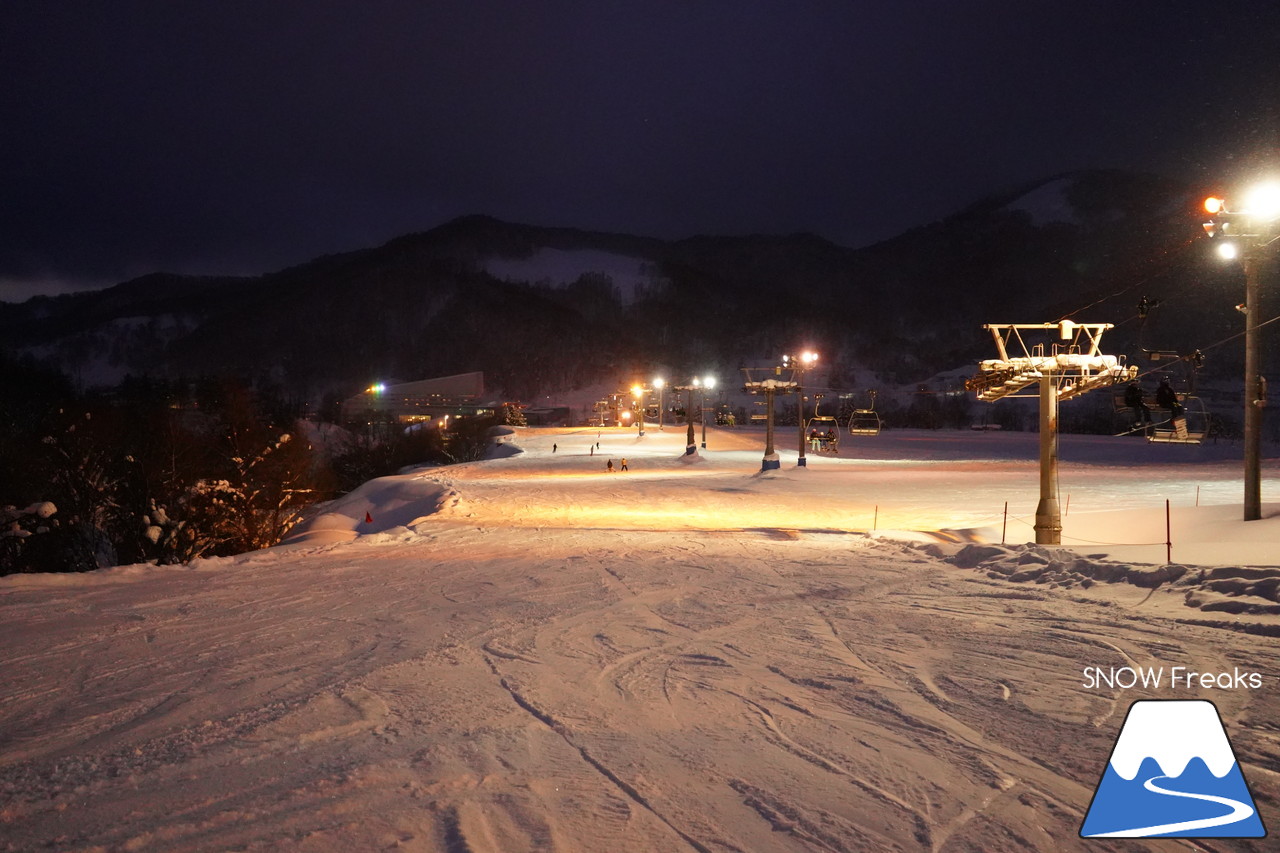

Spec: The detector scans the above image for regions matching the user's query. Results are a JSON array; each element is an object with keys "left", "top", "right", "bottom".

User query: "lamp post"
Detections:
[
  {"left": 1203, "top": 184, "right": 1279, "bottom": 521},
  {"left": 691, "top": 378, "right": 704, "bottom": 447},
  {"left": 673, "top": 380, "right": 696, "bottom": 454},
  {"left": 630, "top": 385, "right": 645, "bottom": 437},
  {"left": 699, "top": 376, "right": 716, "bottom": 448},
  {"left": 782, "top": 352, "right": 818, "bottom": 467},
  {"left": 1244, "top": 251, "right": 1264, "bottom": 520},
  {"left": 654, "top": 378, "right": 665, "bottom": 430},
  {"left": 673, "top": 376, "right": 717, "bottom": 451}
]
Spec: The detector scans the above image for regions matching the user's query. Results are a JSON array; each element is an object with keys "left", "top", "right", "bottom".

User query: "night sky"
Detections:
[{"left": 2, "top": 2, "right": 1278, "bottom": 301}]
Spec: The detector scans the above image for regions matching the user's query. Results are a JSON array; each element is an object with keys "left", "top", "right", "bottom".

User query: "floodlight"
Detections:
[{"left": 1243, "top": 181, "right": 1280, "bottom": 220}]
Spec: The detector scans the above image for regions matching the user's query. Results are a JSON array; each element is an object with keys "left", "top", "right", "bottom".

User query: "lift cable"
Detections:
[
  {"left": 1057, "top": 233, "right": 1202, "bottom": 322},
  {"left": 1121, "top": 310, "right": 1280, "bottom": 387}
]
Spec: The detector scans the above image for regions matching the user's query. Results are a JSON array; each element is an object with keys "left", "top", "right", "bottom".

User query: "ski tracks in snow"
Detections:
[{"left": 4, "top": 523, "right": 1278, "bottom": 851}]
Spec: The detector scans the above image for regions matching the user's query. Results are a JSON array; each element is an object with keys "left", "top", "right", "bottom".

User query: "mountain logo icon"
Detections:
[{"left": 1080, "top": 699, "right": 1267, "bottom": 838}]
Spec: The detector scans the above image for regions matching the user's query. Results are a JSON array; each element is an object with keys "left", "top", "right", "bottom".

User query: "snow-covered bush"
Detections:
[
  {"left": 166, "top": 432, "right": 315, "bottom": 560},
  {"left": 0, "top": 502, "right": 58, "bottom": 574},
  {"left": 2, "top": 376, "right": 327, "bottom": 574}
]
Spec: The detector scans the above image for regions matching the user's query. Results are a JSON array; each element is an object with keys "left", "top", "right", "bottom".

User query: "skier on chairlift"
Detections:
[
  {"left": 1156, "top": 376, "right": 1187, "bottom": 438},
  {"left": 1124, "top": 381, "right": 1151, "bottom": 435},
  {"left": 1156, "top": 377, "right": 1184, "bottom": 417}
]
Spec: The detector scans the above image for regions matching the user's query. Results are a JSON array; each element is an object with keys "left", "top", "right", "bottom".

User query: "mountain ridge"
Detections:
[{"left": 4, "top": 169, "right": 1259, "bottom": 403}]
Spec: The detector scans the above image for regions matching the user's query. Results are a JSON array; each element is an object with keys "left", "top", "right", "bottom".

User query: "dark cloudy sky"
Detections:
[{"left": 2, "top": 1, "right": 1278, "bottom": 301}]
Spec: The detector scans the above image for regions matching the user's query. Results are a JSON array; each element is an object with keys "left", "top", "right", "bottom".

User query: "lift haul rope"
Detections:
[
  {"left": 1059, "top": 233, "right": 1201, "bottom": 323},
  {"left": 1052, "top": 228, "right": 1196, "bottom": 326},
  {"left": 1050, "top": 230, "right": 1277, "bottom": 444},
  {"left": 1060, "top": 231, "right": 1278, "bottom": 376},
  {"left": 1118, "top": 311, "right": 1280, "bottom": 391}
]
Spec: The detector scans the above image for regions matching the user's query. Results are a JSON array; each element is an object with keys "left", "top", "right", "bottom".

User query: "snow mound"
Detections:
[
  {"left": 484, "top": 441, "right": 523, "bottom": 460},
  {"left": 949, "top": 542, "right": 1188, "bottom": 588},
  {"left": 282, "top": 475, "right": 459, "bottom": 547},
  {"left": 947, "top": 542, "right": 1280, "bottom": 620}
]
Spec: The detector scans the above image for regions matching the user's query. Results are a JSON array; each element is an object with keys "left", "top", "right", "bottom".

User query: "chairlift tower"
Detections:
[
  {"left": 742, "top": 365, "right": 801, "bottom": 471},
  {"left": 966, "top": 322, "right": 1137, "bottom": 544}
]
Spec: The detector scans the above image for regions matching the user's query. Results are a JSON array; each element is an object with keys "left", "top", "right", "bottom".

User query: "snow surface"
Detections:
[
  {"left": 2, "top": 426, "right": 1279, "bottom": 851},
  {"left": 1003, "top": 177, "right": 1079, "bottom": 227},
  {"left": 482, "top": 248, "right": 666, "bottom": 305}
]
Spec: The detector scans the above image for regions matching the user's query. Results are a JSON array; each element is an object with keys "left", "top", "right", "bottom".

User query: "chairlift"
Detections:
[
  {"left": 805, "top": 415, "right": 841, "bottom": 454},
  {"left": 1113, "top": 372, "right": 1209, "bottom": 445},
  {"left": 1120, "top": 296, "right": 1213, "bottom": 445},
  {"left": 1148, "top": 387, "right": 1209, "bottom": 445},
  {"left": 846, "top": 390, "right": 882, "bottom": 436}
]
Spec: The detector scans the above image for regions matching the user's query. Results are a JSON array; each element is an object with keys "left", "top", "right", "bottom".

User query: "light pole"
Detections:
[
  {"left": 654, "top": 378, "right": 665, "bottom": 430},
  {"left": 673, "top": 381, "right": 696, "bottom": 454},
  {"left": 782, "top": 352, "right": 818, "bottom": 466},
  {"left": 699, "top": 376, "right": 716, "bottom": 448},
  {"left": 1203, "top": 184, "right": 1279, "bottom": 521},
  {"left": 630, "top": 385, "right": 645, "bottom": 436}
]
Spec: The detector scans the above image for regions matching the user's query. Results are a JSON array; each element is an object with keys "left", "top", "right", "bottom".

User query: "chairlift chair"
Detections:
[
  {"left": 1113, "top": 380, "right": 1208, "bottom": 444},
  {"left": 846, "top": 390, "right": 882, "bottom": 436},
  {"left": 805, "top": 415, "right": 841, "bottom": 454},
  {"left": 1148, "top": 391, "right": 1208, "bottom": 445},
  {"left": 1126, "top": 297, "right": 1211, "bottom": 445},
  {"left": 848, "top": 409, "right": 882, "bottom": 436}
]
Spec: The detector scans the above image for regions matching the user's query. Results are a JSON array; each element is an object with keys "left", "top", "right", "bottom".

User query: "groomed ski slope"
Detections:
[{"left": 2, "top": 426, "right": 1277, "bottom": 852}]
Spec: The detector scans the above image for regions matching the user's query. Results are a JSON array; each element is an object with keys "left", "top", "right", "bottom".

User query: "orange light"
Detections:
[{"left": 1204, "top": 196, "right": 1224, "bottom": 215}]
